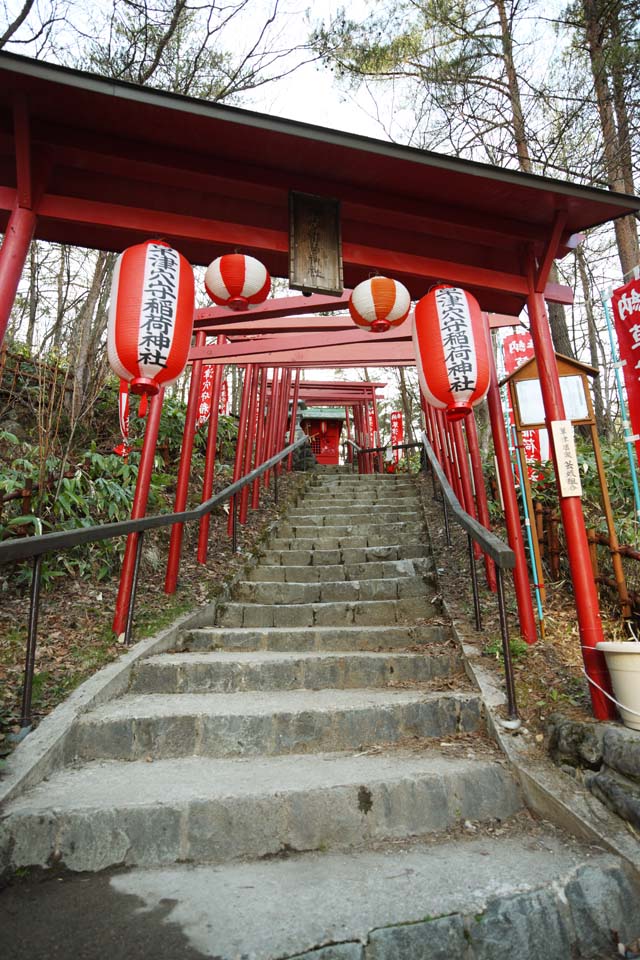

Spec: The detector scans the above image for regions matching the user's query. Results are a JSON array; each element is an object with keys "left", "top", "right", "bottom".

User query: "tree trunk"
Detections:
[
  {"left": 583, "top": 0, "right": 639, "bottom": 277},
  {"left": 398, "top": 367, "right": 415, "bottom": 443},
  {"left": 576, "top": 246, "right": 608, "bottom": 435}
]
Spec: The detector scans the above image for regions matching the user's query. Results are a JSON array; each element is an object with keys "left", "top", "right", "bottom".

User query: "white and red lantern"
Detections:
[
  {"left": 107, "top": 239, "right": 195, "bottom": 398},
  {"left": 349, "top": 277, "right": 411, "bottom": 333},
  {"left": 204, "top": 254, "right": 271, "bottom": 311},
  {"left": 413, "top": 285, "right": 489, "bottom": 420}
]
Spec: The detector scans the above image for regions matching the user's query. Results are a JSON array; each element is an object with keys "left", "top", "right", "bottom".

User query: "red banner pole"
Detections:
[
  {"left": 239, "top": 364, "right": 259, "bottom": 524},
  {"left": 527, "top": 283, "right": 614, "bottom": 718},
  {"left": 227, "top": 365, "right": 253, "bottom": 537},
  {"left": 372, "top": 392, "right": 383, "bottom": 472},
  {"left": 465, "top": 414, "right": 497, "bottom": 591},
  {"left": 112, "top": 387, "right": 165, "bottom": 636},
  {"left": 197, "top": 357, "right": 225, "bottom": 563},
  {"left": 165, "top": 331, "right": 206, "bottom": 594}
]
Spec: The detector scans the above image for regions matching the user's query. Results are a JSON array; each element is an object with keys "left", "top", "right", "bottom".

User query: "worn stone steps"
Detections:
[
  {"left": 259, "top": 543, "right": 431, "bottom": 567},
  {"left": 216, "top": 596, "right": 433, "bottom": 628},
  {"left": 247, "top": 558, "right": 428, "bottom": 582},
  {"left": 231, "top": 574, "right": 429, "bottom": 606},
  {"left": 178, "top": 624, "right": 451, "bottom": 653},
  {"left": 268, "top": 535, "right": 428, "bottom": 551},
  {"left": 287, "top": 505, "right": 418, "bottom": 518},
  {"left": 100, "top": 835, "right": 640, "bottom": 960},
  {"left": 276, "top": 521, "right": 420, "bottom": 539},
  {"left": 71, "top": 689, "right": 483, "bottom": 762},
  {"left": 129, "top": 650, "right": 460, "bottom": 694},
  {"left": 0, "top": 751, "right": 521, "bottom": 874}
]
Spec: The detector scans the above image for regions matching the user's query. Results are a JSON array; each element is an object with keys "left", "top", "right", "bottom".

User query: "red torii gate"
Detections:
[{"left": 1, "top": 52, "right": 639, "bottom": 718}]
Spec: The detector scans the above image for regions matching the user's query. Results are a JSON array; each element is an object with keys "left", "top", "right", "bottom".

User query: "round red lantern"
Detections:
[
  {"left": 349, "top": 277, "right": 411, "bottom": 333},
  {"left": 412, "top": 285, "right": 489, "bottom": 420},
  {"left": 204, "top": 254, "right": 271, "bottom": 311},
  {"left": 107, "top": 240, "right": 195, "bottom": 396}
]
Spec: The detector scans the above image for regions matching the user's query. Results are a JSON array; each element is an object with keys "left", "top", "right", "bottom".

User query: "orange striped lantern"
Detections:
[
  {"left": 204, "top": 254, "right": 271, "bottom": 311},
  {"left": 349, "top": 277, "right": 411, "bottom": 333},
  {"left": 107, "top": 240, "right": 195, "bottom": 397},
  {"left": 413, "top": 285, "right": 490, "bottom": 420}
]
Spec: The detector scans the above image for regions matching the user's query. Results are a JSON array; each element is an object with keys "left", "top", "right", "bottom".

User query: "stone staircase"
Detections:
[{"left": 2, "top": 471, "right": 639, "bottom": 959}]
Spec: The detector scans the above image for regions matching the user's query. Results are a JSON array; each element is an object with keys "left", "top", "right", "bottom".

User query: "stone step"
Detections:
[
  {"left": 129, "top": 650, "right": 461, "bottom": 694},
  {"left": 231, "top": 575, "right": 428, "bottom": 606},
  {"left": 268, "top": 535, "right": 428, "bottom": 551},
  {"left": 259, "top": 543, "right": 431, "bottom": 567},
  {"left": 1, "top": 751, "right": 521, "bottom": 874},
  {"left": 247, "top": 558, "right": 429, "bottom": 583},
  {"left": 295, "top": 495, "right": 420, "bottom": 507},
  {"left": 216, "top": 595, "right": 433, "bottom": 628},
  {"left": 71, "top": 689, "right": 483, "bottom": 762},
  {"left": 42, "top": 831, "right": 639, "bottom": 960},
  {"left": 276, "top": 521, "right": 420, "bottom": 540},
  {"left": 284, "top": 509, "right": 418, "bottom": 524},
  {"left": 178, "top": 624, "right": 450, "bottom": 653}
]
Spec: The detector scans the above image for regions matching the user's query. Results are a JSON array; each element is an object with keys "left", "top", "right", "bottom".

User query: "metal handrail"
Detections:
[
  {"left": 3, "top": 434, "right": 310, "bottom": 733},
  {"left": 0, "top": 436, "right": 309, "bottom": 563},
  {"left": 421, "top": 432, "right": 519, "bottom": 725}
]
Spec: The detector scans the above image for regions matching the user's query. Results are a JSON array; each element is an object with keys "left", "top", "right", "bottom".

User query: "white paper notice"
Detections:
[{"left": 550, "top": 420, "right": 582, "bottom": 497}]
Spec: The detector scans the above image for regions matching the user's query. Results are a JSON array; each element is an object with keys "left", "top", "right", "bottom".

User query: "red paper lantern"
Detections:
[
  {"left": 413, "top": 285, "right": 489, "bottom": 420},
  {"left": 349, "top": 277, "right": 411, "bottom": 333},
  {"left": 107, "top": 240, "right": 195, "bottom": 397},
  {"left": 204, "top": 254, "right": 271, "bottom": 311}
]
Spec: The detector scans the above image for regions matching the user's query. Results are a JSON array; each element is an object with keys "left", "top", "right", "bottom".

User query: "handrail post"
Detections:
[
  {"left": 496, "top": 567, "right": 519, "bottom": 721},
  {"left": 468, "top": 533, "right": 482, "bottom": 631},
  {"left": 442, "top": 499, "right": 451, "bottom": 546},
  {"left": 231, "top": 495, "right": 238, "bottom": 553},
  {"left": 273, "top": 467, "right": 279, "bottom": 505},
  {"left": 124, "top": 531, "right": 145, "bottom": 646},
  {"left": 19, "top": 554, "right": 43, "bottom": 730}
]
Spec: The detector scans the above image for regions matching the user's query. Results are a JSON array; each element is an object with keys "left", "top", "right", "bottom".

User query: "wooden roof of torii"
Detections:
[{"left": 2, "top": 51, "right": 639, "bottom": 319}]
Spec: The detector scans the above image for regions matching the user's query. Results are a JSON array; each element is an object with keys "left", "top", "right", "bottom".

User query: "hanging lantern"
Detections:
[
  {"left": 204, "top": 254, "right": 271, "bottom": 311},
  {"left": 107, "top": 240, "right": 195, "bottom": 398},
  {"left": 412, "top": 285, "right": 490, "bottom": 420},
  {"left": 349, "top": 277, "right": 411, "bottom": 333}
]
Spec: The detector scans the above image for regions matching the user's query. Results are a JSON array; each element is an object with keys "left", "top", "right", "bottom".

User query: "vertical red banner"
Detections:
[
  {"left": 611, "top": 278, "right": 640, "bottom": 468},
  {"left": 390, "top": 411, "right": 404, "bottom": 462},
  {"left": 502, "top": 332, "right": 543, "bottom": 478}
]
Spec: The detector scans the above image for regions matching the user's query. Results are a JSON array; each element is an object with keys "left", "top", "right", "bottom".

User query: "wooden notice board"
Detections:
[{"left": 289, "top": 192, "right": 343, "bottom": 296}]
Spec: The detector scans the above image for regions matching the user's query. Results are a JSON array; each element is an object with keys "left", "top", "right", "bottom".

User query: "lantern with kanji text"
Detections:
[
  {"left": 107, "top": 239, "right": 195, "bottom": 397},
  {"left": 204, "top": 253, "right": 271, "bottom": 311},
  {"left": 349, "top": 276, "right": 411, "bottom": 333},
  {"left": 413, "top": 285, "right": 489, "bottom": 420}
]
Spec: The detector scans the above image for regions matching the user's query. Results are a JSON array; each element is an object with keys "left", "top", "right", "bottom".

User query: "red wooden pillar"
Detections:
[
  {"left": 227, "top": 365, "right": 254, "bottom": 537},
  {"left": 263, "top": 369, "right": 280, "bottom": 488},
  {"left": 252, "top": 367, "right": 268, "bottom": 508},
  {"left": 275, "top": 368, "right": 292, "bottom": 472},
  {"left": 437, "top": 410, "right": 460, "bottom": 498},
  {"left": 451, "top": 419, "right": 482, "bottom": 561},
  {"left": 0, "top": 203, "right": 37, "bottom": 347},
  {"left": 239, "top": 364, "right": 259, "bottom": 524},
  {"left": 345, "top": 406, "right": 353, "bottom": 464},
  {"left": 527, "top": 284, "right": 614, "bottom": 718},
  {"left": 371, "top": 395, "right": 383, "bottom": 472},
  {"left": 165, "top": 331, "right": 206, "bottom": 594},
  {"left": 485, "top": 336, "right": 537, "bottom": 644},
  {"left": 287, "top": 368, "right": 302, "bottom": 470},
  {"left": 197, "top": 357, "right": 225, "bottom": 563},
  {"left": 465, "top": 414, "right": 497, "bottom": 591},
  {"left": 113, "top": 387, "right": 165, "bottom": 636}
]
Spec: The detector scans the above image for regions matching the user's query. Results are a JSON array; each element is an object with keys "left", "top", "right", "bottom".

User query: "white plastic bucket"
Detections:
[{"left": 596, "top": 641, "right": 640, "bottom": 731}]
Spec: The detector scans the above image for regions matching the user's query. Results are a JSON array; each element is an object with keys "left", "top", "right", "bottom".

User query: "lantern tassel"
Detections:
[{"left": 138, "top": 393, "right": 149, "bottom": 418}]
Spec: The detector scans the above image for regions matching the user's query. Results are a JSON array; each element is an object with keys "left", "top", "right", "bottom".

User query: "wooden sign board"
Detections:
[
  {"left": 289, "top": 192, "right": 343, "bottom": 296},
  {"left": 550, "top": 420, "right": 582, "bottom": 497}
]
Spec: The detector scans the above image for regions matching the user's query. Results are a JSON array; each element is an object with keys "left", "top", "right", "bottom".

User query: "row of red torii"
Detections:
[{"left": 106, "top": 241, "right": 615, "bottom": 723}]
